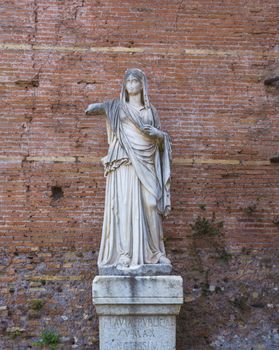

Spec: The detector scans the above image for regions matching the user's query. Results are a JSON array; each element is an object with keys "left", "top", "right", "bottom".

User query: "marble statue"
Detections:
[{"left": 85, "top": 68, "right": 172, "bottom": 272}]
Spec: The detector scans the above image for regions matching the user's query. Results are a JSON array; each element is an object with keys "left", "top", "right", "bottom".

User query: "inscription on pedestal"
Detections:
[
  {"left": 100, "top": 316, "right": 176, "bottom": 350},
  {"left": 104, "top": 341, "right": 173, "bottom": 350},
  {"left": 93, "top": 276, "right": 183, "bottom": 350}
]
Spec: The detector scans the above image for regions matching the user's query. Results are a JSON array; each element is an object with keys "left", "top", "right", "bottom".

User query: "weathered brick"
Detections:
[{"left": 1, "top": 0, "right": 279, "bottom": 349}]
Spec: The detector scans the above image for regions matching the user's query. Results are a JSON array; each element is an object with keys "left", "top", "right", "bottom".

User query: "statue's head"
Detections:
[
  {"left": 125, "top": 72, "right": 143, "bottom": 97},
  {"left": 120, "top": 68, "right": 150, "bottom": 107}
]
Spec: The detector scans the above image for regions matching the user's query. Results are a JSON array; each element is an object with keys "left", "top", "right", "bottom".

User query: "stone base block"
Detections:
[
  {"left": 92, "top": 275, "right": 183, "bottom": 350},
  {"left": 98, "top": 263, "right": 172, "bottom": 276}
]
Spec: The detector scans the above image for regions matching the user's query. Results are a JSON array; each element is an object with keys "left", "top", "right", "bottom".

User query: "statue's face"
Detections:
[{"left": 125, "top": 75, "right": 142, "bottom": 96}]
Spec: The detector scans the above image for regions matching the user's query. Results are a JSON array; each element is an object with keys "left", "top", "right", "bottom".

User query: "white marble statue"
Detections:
[{"left": 85, "top": 68, "right": 172, "bottom": 271}]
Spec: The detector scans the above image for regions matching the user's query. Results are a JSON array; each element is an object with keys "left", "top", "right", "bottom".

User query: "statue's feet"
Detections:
[
  {"left": 118, "top": 255, "right": 131, "bottom": 268},
  {"left": 159, "top": 256, "right": 171, "bottom": 264}
]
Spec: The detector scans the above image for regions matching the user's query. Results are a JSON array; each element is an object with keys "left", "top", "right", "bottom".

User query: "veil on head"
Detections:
[{"left": 120, "top": 68, "right": 150, "bottom": 108}]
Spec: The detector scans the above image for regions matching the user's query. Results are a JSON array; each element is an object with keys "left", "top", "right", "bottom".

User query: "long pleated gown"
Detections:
[{"left": 97, "top": 99, "right": 171, "bottom": 268}]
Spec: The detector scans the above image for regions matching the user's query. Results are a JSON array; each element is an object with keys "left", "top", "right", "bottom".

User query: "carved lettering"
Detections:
[
  {"left": 109, "top": 316, "right": 175, "bottom": 329},
  {"left": 117, "top": 328, "right": 155, "bottom": 338},
  {"left": 102, "top": 316, "right": 175, "bottom": 350},
  {"left": 104, "top": 340, "right": 173, "bottom": 350}
]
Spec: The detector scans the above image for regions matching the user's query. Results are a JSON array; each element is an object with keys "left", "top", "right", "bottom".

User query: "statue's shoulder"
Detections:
[
  {"left": 103, "top": 98, "right": 121, "bottom": 111},
  {"left": 104, "top": 97, "right": 120, "bottom": 104}
]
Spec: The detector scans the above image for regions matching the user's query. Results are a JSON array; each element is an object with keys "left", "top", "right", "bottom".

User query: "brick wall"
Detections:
[{"left": 1, "top": 1, "right": 279, "bottom": 349}]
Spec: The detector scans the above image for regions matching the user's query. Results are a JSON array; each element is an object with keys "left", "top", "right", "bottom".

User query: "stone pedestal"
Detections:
[{"left": 92, "top": 275, "right": 183, "bottom": 350}]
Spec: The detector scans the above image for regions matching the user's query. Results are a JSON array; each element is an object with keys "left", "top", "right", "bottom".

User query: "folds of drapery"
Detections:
[
  {"left": 97, "top": 164, "right": 166, "bottom": 267},
  {"left": 102, "top": 98, "right": 172, "bottom": 217}
]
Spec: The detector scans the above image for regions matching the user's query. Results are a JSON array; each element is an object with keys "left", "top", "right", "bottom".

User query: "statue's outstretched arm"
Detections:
[{"left": 85, "top": 103, "right": 105, "bottom": 115}]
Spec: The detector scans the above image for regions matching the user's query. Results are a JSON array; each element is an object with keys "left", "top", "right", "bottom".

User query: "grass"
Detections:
[
  {"left": 30, "top": 299, "right": 44, "bottom": 311},
  {"left": 243, "top": 203, "right": 257, "bottom": 216},
  {"left": 217, "top": 248, "right": 232, "bottom": 263},
  {"left": 33, "top": 330, "right": 60, "bottom": 350},
  {"left": 190, "top": 215, "right": 223, "bottom": 237}
]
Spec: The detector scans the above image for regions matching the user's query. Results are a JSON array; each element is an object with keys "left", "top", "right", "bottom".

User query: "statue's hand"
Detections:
[
  {"left": 143, "top": 125, "right": 163, "bottom": 140},
  {"left": 85, "top": 104, "right": 95, "bottom": 115},
  {"left": 85, "top": 103, "right": 104, "bottom": 115}
]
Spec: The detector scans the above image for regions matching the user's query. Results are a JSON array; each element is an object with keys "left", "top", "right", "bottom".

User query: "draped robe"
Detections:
[{"left": 97, "top": 98, "right": 171, "bottom": 268}]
